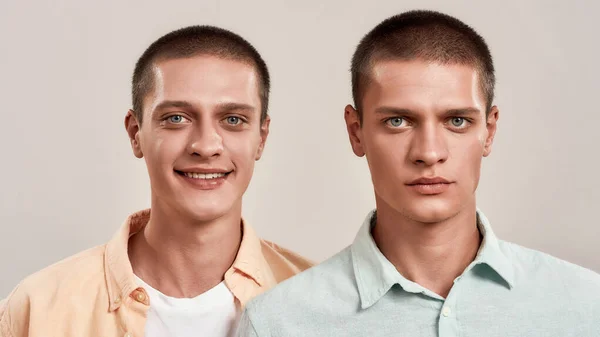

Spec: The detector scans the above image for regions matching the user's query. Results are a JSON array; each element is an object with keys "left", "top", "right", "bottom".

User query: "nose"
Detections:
[
  {"left": 186, "top": 121, "right": 224, "bottom": 158},
  {"left": 408, "top": 122, "right": 448, "bottom": 166}
]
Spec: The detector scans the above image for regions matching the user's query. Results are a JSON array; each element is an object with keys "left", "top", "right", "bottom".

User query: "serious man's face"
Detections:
[
  {"left": 127, "top": 55, "right": 269, "bottom": 222},
  {"left": 345, "top": 60, "right": 498, "bottom": 223}
]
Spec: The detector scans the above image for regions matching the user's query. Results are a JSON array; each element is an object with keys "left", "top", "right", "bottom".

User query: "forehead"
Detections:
[
  {"left": 363, "top": 60, "right": 485, "bottom": 113},
  {"left": 145, "top": 55, "right": 260, "bottom": 113}
]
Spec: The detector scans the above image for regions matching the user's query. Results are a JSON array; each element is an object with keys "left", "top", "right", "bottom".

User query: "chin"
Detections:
[
  {"left": 185, "top": 207, "right": 230, "bottom": 222},
  {"left": 398, "top": 198, "right": 461, "bottom": 224},
  {"left": 174, "top": 197, "right": 234, "bottom": 222}
]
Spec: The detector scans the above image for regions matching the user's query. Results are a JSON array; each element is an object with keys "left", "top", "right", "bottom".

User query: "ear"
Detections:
[
  {"left": 255, "top": 115, "right": 271, "bottom": 160},
  {"left": 344, "top": 104, "right": 365, "bottom": 157},
  {"left": 483, "top": 105, "right": 499, "bottom": 157},
  {"left": 125, "top": 110, "right": 144, "bottom": 158}
]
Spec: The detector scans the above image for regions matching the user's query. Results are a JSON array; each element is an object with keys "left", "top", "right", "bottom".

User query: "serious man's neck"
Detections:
[
  {"left": 372, "top": 201, "right": 481, "bottom": 298},
  {"left": 128, "top": 201, "right": 243, "bottom": 298}
]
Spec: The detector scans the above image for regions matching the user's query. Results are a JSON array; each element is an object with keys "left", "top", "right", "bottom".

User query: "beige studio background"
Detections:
[{"left": 1, "top": 0, "right": 599, "bottom": 296}]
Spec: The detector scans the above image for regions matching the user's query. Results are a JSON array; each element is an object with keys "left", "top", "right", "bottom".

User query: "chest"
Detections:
[{"left": 274, "top": 286, "right": 598, "bottom": 337}]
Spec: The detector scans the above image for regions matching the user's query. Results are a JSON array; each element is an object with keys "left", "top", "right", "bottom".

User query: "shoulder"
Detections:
[
  {"left": 0, "top": 245, "right": 107, "bottom": 333},
  {"left": 500, "top": 240, "right": 600, "bottom": 290},
  {"left": 15, "top": 244, "right": 106, "bottom": 292},
  {"left": 259, "top": 239, "right": 314, "bottom": 280},
  {"left": 244, "top": 246, "right": 357, "bottom": 329}
]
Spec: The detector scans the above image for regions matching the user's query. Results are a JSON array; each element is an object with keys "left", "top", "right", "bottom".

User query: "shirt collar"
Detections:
[
  {"left": 351, "top": 209, "right": 514, "bottom": 309},
  {"left": 103, "top": 209, "right": 274, "bottom": 311},
  {"left": 225, "top": 220, "right": 278, "bottom": 307},
  {"left": 470, "top": 209, "right": 515, "bottom": 288}
]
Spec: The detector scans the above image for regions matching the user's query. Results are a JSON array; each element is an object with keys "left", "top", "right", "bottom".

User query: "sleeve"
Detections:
[
  {"left": 0, "top": 297, "right": 14, "bottom": 337},
  {"left": 0, "top": 284, "right": 29, "bottom": 337},
  {"left": 0, "top": 298, "right": 9, "bottom": 337}
]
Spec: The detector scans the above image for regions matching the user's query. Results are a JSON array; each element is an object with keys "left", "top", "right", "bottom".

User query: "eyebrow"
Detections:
[
  {"left": 374, "top": 107, "right": 481, "bottom": 117},
  {"left": 441, "top": 108, "right": 481, "bottom": 117},
  {"left": 152, "top": 101, "right": 256, "bottom": 114},
  {"left": 214, "top": 102, "right": 256, "bottom": 113},
  {"left": 375, "top": 107, "right": 418, "bottom": 117},
  {"left": 153, "top": 100, "right": 194, "bottom": 112}
]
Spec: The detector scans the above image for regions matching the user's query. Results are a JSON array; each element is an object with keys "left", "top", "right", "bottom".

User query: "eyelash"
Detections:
[
  {"left": 383, "top": 117, "right": 473, "bottom": 129},
  {"left": 223, "top": 115, "right": 248, "bottom": 126},
  {"left": 447, "top": 117, "right": 473, "bottom": 129},
  {"left": 163, "top": 114, "right": 190, "bottom": 124},
  {"left": 384, "top": 117, "right": 411, "bottom": 128},
  {"left": 161, "top": 114, "right": 249, "bottom": 125}
]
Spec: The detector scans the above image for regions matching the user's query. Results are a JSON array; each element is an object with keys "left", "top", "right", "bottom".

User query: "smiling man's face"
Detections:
[{"left": 126, "top": 55, "right": 269, "bottom": 222}]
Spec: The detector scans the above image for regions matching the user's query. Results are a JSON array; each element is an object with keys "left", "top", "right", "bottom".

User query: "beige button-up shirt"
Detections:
[{"left": 0, "top": 210, "right": 313, "bottom": 337}]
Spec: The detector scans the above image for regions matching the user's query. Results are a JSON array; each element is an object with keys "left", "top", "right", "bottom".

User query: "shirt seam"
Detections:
[
  {"left": 247, "top": 305, "right": 270, "bottom": 337},
  {"left": 0, "top": 320, "right": 15, "bottom": 337},
  {"left": 0, "top": 283, "right": 21, "bottom": 337},
  {"left": 249, "top": 314, "right": 261, "bottom": 337}
]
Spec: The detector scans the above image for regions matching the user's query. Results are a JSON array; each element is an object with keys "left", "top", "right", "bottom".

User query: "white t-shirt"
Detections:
[{"left": 135, "top": 275, "right": 240, "bottom": 337}]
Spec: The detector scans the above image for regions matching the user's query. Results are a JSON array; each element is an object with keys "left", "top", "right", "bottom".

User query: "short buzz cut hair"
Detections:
[
  {"left": 131, "top": 25, "right": 270, "bottom": 123},
  {"left": 351, "top": 10, "right": 495, "bottom": 116}
]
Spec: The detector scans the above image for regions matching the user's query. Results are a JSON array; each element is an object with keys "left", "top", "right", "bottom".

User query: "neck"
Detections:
[
  {"left": 128, "top": 198, "right": 243, "bottom": 298},
  {"left": 372, "top": 198, "right": 481, "bottom": 298}
]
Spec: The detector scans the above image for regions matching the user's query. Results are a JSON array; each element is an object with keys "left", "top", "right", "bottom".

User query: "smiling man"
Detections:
[
  {"left": 0, "top": 26, "right": 312, "bottom": 337},
  {"left": 237, "top": 10, "right": 600, "bottom": 336}
]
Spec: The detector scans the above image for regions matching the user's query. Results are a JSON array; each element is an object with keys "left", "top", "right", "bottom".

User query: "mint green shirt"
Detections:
[{"left": 238, "top": 210, "right": 600, "bottom": 336}]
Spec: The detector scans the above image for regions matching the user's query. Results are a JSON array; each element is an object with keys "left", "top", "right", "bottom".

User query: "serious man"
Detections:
[
  {"left": 0, "top": 26, "right": 312, "bottom": 337},
  {"left": 237, "top": 10, "right": 600, "bottom": 337}
]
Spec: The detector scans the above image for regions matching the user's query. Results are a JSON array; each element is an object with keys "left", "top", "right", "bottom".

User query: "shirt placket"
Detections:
[
  {"left": 437, "top": 279, "right": 461, "bottom": 337},
  {"left": 117, "top": 288, "right": 150, "bottom": 337}
]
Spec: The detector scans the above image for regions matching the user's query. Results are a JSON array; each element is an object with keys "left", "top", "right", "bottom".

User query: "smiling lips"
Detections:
[
  {"left": 175, "top": 169, "right": 232, "bottom": 190},
  {"left": 183, "top": 172, "right": 227, "bottom": 180},
  {"left": 406, "top": 177, "right": 453, "bottom": 195}
]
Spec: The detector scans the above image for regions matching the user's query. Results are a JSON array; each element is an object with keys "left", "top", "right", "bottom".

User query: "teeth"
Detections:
[{"left": 183, "top": 172, "right": 226, "bottom": 180}]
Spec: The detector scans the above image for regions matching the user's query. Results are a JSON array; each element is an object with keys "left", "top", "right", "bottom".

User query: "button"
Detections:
[
  {"left": 442, "top": 306, "right": 451, "bottom": 317},
  {"left": 135, "top": 291, "right": 146, "bottom": 303}
]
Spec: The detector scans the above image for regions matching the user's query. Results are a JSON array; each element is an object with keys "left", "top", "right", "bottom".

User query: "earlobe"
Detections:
[
  {"left": 344, "top": 104, "right": 365, "bottom": 157},
  {"left": 125, "top": 110, "right": 144, "bottom": 159}
]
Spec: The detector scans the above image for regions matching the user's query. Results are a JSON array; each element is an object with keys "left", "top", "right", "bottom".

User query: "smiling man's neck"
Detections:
[
  {"left": 128, "top": 200, "right": 243, "bottom": 298},
  {"left": 372, "top": 199, "right": 481, "bottom": 298}
]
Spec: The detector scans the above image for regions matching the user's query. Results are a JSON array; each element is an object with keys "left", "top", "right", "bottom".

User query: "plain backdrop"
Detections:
[{"left": 1, "top": 0, "right": 599, "bottom": 297}]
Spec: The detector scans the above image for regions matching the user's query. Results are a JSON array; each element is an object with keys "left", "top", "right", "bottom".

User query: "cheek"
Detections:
[
  {"left": 141, "top": 132, "right": 182, "bottom": 170},
  {"left": 224, "top": 132, "right": 261, "bottom": 168},
  {"left": 365, "top": 132, "right": 408, "bottom": 180},
  {"left": 451, "top": 135, "right": 484, "bottom": 184},
  {"left": 477, "top": 128, "right": 488, "bottom": 147}
]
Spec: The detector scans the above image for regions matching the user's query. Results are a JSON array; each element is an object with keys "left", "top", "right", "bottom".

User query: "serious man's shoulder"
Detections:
[
  {"left": 245, "top": 246, "right": 358, "bottom": 320},
  {"left": 500, "top": 240, "right": 600, "bottom": 291}
]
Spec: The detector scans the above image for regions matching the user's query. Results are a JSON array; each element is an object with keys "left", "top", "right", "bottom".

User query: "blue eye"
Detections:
[
  {"left": 226, "top": 116, "right": 241, "bottom": 125},
  {"left": 168, "top": 115, "right": 184, "bottom": 123},
  {"left": 387, "top": 117, "right": 404, "bottom": 127},
  {"left": 450, "top": 117, "right": 466, "bottom": 127}
]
